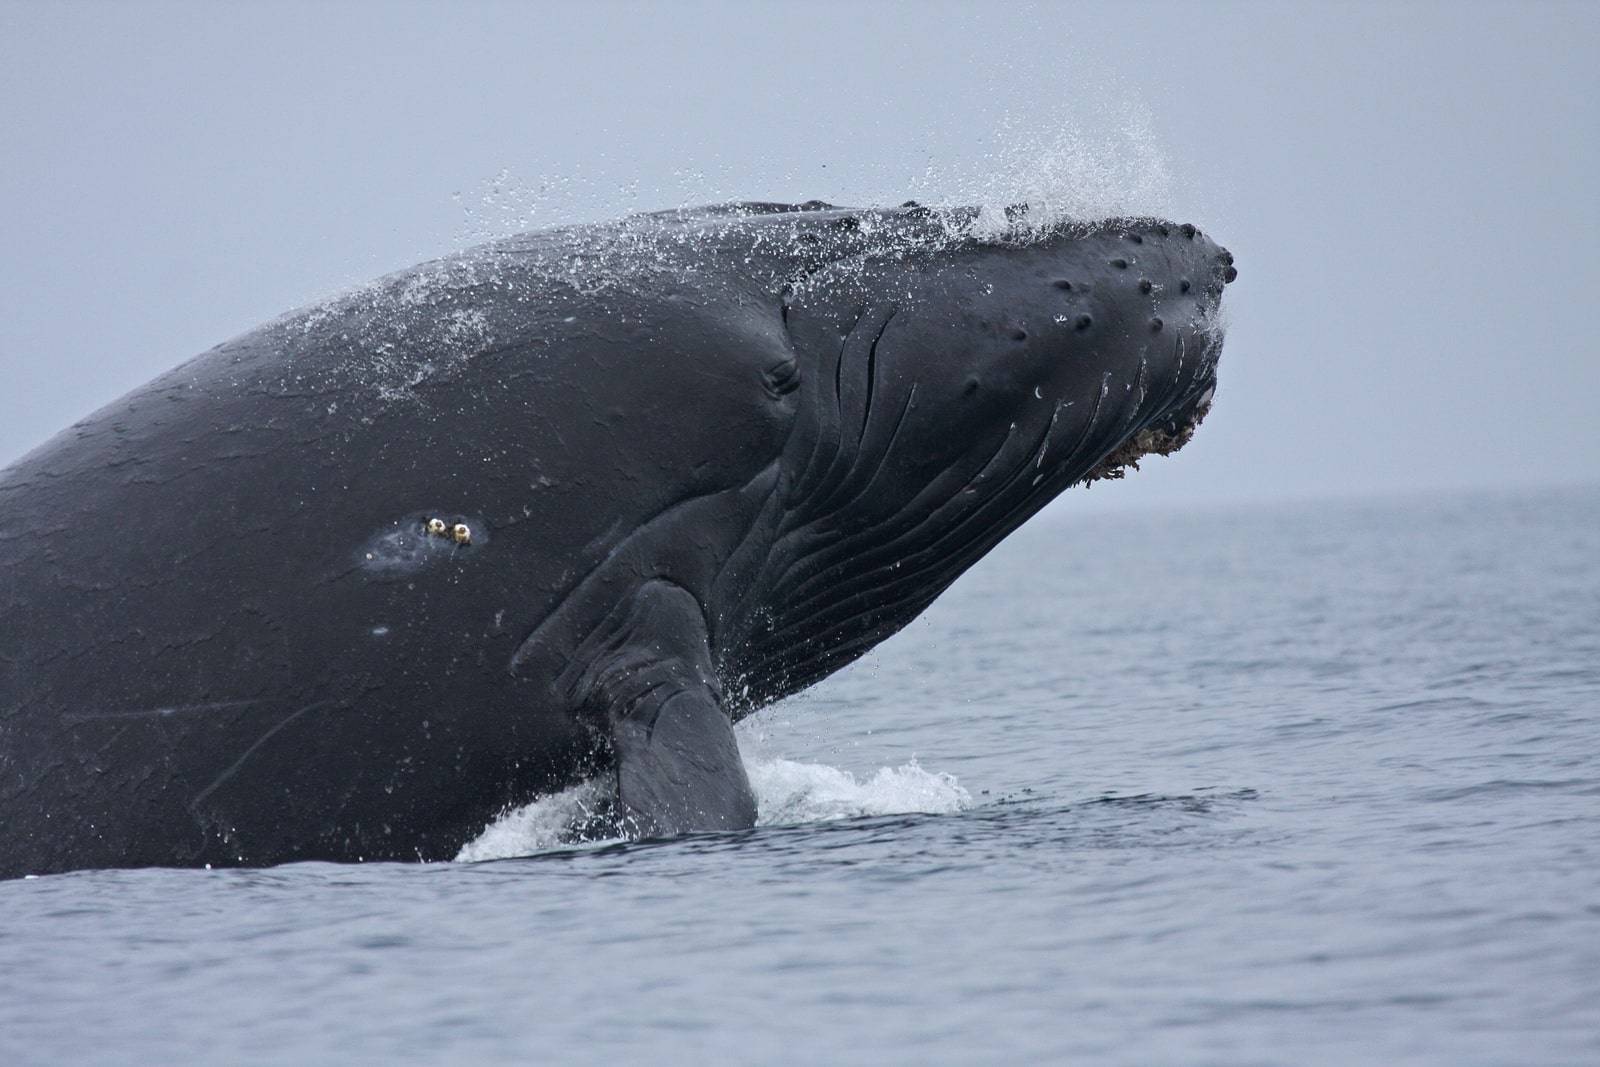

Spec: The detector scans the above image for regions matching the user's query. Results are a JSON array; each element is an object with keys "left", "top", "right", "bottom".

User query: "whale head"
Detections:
[{"left": 715, "top": 204, "right": 1236, "bottom": 706}]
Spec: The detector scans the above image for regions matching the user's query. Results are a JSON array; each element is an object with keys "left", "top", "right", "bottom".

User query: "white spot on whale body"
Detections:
[{"left": 371, "top": 626, "right": 390, "bottom": 637}]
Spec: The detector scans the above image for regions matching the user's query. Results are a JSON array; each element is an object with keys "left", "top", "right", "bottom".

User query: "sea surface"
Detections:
[{"left": 2, "top": 486, "right": 1597, "bottom": 1065}]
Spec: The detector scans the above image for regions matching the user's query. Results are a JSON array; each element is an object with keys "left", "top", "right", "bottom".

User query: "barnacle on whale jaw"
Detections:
[{"left": 1080, "top": 398, "right": 1212, "bottom": 486}]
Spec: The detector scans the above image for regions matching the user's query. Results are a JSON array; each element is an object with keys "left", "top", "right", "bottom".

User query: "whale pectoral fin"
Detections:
[
  {"left": 549, "top": 578, "right": 757, "bottom": 838},
  {"left": 613, "top": 683, "right": 757, "bottom": 838}
]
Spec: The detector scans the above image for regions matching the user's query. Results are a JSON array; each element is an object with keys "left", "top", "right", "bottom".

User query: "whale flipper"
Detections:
[
  {"left": 599, "top": 581, "right": 756, "bottom": 836},
  {"left": 542, "top": 577, "right": 758, "bottom": 836},
  {"left": 614, "top": 685, "right": 756, "bottom": 837}
]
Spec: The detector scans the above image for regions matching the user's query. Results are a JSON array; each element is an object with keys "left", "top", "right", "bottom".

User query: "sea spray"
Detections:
[{"left": 454, "top": 756, "right": 971, "bottom": 862}]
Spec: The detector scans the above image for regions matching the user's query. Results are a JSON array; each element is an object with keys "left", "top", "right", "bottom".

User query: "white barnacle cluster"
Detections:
[{"left": 422, "top": 516, "right": 472, "bottom": 545}]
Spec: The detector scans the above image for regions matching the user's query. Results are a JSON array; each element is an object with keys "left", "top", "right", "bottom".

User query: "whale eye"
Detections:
[{"left": 763, "top": 357, "right": 801, "bottom": 398}]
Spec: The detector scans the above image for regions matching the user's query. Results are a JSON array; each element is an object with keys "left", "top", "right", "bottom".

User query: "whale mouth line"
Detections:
[{"left": 1079, "top": 398, "right": 1212, "bottom": 486}]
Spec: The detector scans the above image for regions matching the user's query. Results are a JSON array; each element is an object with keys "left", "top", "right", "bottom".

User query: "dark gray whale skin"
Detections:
[{"left": 0, "top": 202, "right": 1235, "bottom": 877}]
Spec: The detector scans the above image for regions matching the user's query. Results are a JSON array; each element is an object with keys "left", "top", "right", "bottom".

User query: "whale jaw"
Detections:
[{"left": 1080, "top": 390, "right": 1214, "bottom": 487}]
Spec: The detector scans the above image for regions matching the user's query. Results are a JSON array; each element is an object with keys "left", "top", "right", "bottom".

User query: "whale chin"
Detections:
[{"left": 1080, "top": 386, "right": 1215, "bottom": 487}]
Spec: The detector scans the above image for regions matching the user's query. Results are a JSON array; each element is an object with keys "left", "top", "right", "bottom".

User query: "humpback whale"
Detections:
[{"left": 0, "top": 201, "right": 1236, "bottom": 876}]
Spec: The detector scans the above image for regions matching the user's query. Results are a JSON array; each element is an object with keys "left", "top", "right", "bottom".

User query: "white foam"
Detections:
[
  {"left": 749, "top": 758, "right": 972, "bottom": 827},
  {"left": 454, "top": 755, "right": 971, "bottom": 863},
  {"left": 453, "top": 776, "right": 614, "bottom": 863}
]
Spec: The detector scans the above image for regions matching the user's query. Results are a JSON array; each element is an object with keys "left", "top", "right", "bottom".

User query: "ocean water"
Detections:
[{"left": 2, "top": 486, "right": 1596, "bottom": 1065}]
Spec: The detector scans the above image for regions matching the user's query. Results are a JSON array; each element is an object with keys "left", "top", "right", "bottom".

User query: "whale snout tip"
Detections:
[
  {"left": 1215, "top": 246, "right": 1239, "bottom": 285},
  {"left": 1166, "top": 220, "right": 1237, "bottom": 286}
]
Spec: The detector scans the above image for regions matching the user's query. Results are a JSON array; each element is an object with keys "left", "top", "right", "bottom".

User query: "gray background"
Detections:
[{"left": 2, "top": 0, "right": 1595, "bottom": 512}]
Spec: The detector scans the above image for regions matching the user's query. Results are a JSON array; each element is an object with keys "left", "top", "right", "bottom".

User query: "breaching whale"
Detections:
[{"left": 0, "top": 201, "right": 1236, "bottom": 877}]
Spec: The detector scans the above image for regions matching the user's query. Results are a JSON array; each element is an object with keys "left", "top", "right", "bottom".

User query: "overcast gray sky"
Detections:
[{"left": 2, "top": 0, "right": 1596, "bottom": 512}]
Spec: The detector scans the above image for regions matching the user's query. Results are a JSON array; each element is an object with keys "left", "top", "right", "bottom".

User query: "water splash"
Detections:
[
  {"left": 454, "top": 776, "right": 614, "bottom": 862},
  {"left": 274, "top": 99, "right": 1183, "bottom": 408},
  {"left": 452, "top": 98, "right": 1176, "bottom": 248},
  {"left": 453, "top": 756, "right": 972, "bottom": 863},
  {"left": 749, "top": 758, "right": 971, "bottom": 827},
  {"left": 936, "top": 103, "right": 1176, "bottom": 241}
]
